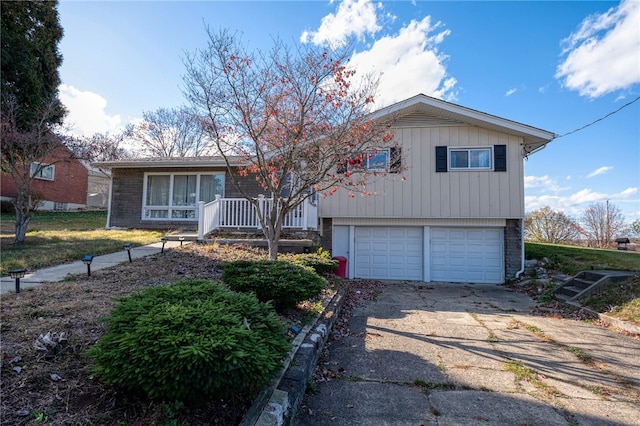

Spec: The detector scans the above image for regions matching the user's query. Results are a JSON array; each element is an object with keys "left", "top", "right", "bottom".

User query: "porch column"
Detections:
[
  {"left": 302, "top": 199, "right": 308, "bottom": 230},
  {"left": 257, "top": 195, "right": 264, "bottom": 230},
  {"left": 197, "top": 201, "right": 205, "bottom": 241}
]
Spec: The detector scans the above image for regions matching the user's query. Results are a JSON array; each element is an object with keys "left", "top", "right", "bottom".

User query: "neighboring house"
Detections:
[
  {"left": 0, "top": 144, "right": 110, "bottom": 210},
  {"left": 95, "top": 94, "right": 555, "bottom": 284}
]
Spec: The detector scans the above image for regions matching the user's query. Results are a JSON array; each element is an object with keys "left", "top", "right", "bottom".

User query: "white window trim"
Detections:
[
  {"left": 364, "top": 148, "right": 390, "bottom": 171},
  {"left": 345, "top": 148, "right": 390, "bottom": 172},
  {"left": 31, "top": 162, "right": 55, "bottom": 181},
  {"left": 142, "top": 172, "right": 225, "bottom": 221},
  {"left": 448, "top": 146, "right": 493, "bottom": 171}
]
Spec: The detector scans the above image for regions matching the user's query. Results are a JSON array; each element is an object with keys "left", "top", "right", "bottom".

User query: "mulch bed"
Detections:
[{"left": 0, "top": 244, "right": 326, "bottom": 426}]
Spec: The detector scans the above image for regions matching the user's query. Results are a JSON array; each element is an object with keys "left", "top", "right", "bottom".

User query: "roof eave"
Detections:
[
  {"left": 92, "top": 157, "right": 236, "bottom": 169},
  {"left": 372, "top": 94, "right": 557, "bottom": 153}
]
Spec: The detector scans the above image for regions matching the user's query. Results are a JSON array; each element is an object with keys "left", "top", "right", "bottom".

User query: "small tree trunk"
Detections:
[
  {"left": 14, "top": 207, "right": 32, "bottom": 244},
  {"left": 267, "top": 237, "right": 279, "bottom": 261}
]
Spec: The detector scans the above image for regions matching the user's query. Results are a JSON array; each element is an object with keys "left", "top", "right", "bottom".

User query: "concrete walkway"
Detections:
[
  {"left": 0, "top": 240, "right": 186, "bottom": 295},
  {"left": 295, "top": 281, "right": 640, "bottom": 425}
]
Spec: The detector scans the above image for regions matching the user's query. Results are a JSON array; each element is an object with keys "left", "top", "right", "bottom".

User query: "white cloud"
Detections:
[
  {"left": 506, "top": 88, "right": 517, "bottom": 96},
  {"left": 525, "top": 186, "right": 639, "bottom": 220},
  {"left": 556, "top": 0, "right": 640, "bottom": 98},
  {"left": 586, "top": 166, "right": 613, "bottom": 178},
  {"left": 348, "top": 16, "right": 456, "bottom": 107},
  {"left": 524, "top": 175, "right": 569, "bottom": 192},
  {"left": 59, "top": 84, "right": 123, "bottom": 137},
  {"left": 300, "top": 0, "right": 381, "bottom": 48},
  {"left": 301, "top": 0, "right": 456, "bottom": 106}
]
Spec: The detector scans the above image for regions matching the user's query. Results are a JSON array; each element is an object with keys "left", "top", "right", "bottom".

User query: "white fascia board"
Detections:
[{"left": 370, "top": 94, "right": 557, "bottom": 149}]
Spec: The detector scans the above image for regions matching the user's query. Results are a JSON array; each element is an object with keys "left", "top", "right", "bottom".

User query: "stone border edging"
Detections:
[
  {"left": 581, "top": 306, "right": 640, "bottom": 335},
  {"left": 240, "top": 282, "right": 348, "bottom": 426}
]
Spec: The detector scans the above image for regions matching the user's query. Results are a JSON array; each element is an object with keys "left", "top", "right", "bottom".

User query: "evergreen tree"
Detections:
[
  {"left": 1, "top": 0, "right": 67, "bottom": 244},
  {"left": 1, "top": 0, "right": 65, "bottom": 129}
]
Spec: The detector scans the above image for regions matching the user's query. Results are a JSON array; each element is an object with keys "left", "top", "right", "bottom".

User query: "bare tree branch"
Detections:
[{"left": 183, "top": 28, "right": 397, "bottom": 259}]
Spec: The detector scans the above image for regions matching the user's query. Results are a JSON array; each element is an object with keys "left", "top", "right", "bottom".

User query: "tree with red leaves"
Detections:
[{"left": 183, "top": 29, "right": 397, "bottom": 259}]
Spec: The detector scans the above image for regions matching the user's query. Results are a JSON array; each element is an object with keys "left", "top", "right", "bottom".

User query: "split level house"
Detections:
[{"left": 95, "top": 94, "right": 556, "bottom": 284}]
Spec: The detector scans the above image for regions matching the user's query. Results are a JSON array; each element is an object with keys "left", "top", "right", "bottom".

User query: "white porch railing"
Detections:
[{"left": 197, "top": 195, "right": 318, "bottom": 240}]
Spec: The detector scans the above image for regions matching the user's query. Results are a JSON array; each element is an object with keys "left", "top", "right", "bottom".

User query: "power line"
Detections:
[{"left": 555, "top": 95, "right": 640, "bottom": 139}]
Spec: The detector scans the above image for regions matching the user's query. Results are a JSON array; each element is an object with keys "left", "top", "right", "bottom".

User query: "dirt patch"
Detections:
[{"left": 0, "top": 244, "right": 329, "bottom": 425}]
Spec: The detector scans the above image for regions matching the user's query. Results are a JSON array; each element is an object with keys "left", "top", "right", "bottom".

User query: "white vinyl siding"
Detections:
[{"left": 319, "top": 123, "right": 524, "bottom": 219}]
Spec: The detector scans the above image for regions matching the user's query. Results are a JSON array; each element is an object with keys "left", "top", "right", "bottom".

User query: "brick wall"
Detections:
[
  {"left": 0, "top": 146, "right": 88, "bottom": 207},
  {"left": 108, "top": 167, "right": 264, "bottom": 229},
  {"left": 319, "top": 218, "right": 333, "bottom": 252},
  {"left": 504, "top": 219, "right": 523, "bottom": 280}
]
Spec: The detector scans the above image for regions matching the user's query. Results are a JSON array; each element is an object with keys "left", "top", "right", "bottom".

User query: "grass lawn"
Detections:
[
  {"left": 525, "top": 241, "right": 640, "bottom": 326},
  {"left": 525, "top": 242, "right": 640, "bottom": 276},
  {"left": 1, "top": 210, "right": 164, "bottom": 275}
]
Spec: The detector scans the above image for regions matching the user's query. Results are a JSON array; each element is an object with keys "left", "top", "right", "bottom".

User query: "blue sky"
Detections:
[{"left": 57, "top": 0, "right": 640, "bottom": 223}]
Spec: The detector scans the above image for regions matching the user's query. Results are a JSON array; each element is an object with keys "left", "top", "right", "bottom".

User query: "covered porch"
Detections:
[{"left": 196, "top": 195, "right": 318, "bottom": 241}]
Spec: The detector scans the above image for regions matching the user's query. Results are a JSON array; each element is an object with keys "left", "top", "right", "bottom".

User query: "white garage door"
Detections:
[
  {"left": 430, "top": 228, "right": 504, "bottom": 284},
  {"left": 354, "top": 227, "right": 423, "bottom": 280}
]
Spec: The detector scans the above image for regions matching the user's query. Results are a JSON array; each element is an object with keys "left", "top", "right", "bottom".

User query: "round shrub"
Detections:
[
  {"left": 221, "top": 260, "right": 326, "bottom": 312},
  {"left": 85, "top": 279, "right": 290, "bottom": 404},
  {"left": 291, "top": 253, "right": 338, "bottom": 275}
]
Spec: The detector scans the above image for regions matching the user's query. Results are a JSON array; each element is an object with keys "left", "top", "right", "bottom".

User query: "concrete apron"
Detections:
[{"left": 295, "top": 281, "right": 640, "bottom": 426}]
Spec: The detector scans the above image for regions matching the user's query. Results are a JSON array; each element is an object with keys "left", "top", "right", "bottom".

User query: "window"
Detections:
[
  {"left": 364, "top": 149, "right": 389, "bottom": 171},
  {"left": 436, "top": 145, "right": 506, "bottom": 173},
  {"left": 337, "top": 147, "right": 401, "bottom": 174},
  {"left": 31, "top": 163, "right": 55, "bottom": 181},
  {"left": 449, "top": 147, "right": 492, "bottom": 170},
  {"left": 143, "top": 173, "right": 225, "bottom": 220}
]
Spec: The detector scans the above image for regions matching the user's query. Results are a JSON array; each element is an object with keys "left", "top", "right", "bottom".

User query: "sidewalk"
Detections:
[{"left": 0, "top": 240, "right": 186, "bottom": 295}]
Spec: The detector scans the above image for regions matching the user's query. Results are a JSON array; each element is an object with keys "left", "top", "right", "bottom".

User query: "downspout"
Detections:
[
  {"left": 516, "top": 140, "right": 552, "bottom": 278},
  {"left": 515, "top": 219, "right": 525, "bottom": 279}
]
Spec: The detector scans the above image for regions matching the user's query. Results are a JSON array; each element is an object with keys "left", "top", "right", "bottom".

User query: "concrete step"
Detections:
[
  {"left": 572, "top": 277, "right": 597, "bottom": 290},
  {"left": 556, "top": 285, "right": 581, "bottom": 297}
]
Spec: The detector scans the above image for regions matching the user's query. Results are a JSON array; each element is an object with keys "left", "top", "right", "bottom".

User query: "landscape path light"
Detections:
[
  {"left": 161, "top": 237, "right": 168, "bottom": 253},
  {"left": 179, "top": 236, "right": 185, "bottom": 247},
  {"left": 8, "top": 268, "right": 27, "bottom": 293},
  {"left": 81, "top": 255, "right": 94, "bottom": 277},
  {"left": 123, "top": 243, "right": 132, "bottom": 262}
]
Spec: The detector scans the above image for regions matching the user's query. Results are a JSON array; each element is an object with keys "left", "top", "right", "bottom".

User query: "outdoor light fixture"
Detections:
[
  {"left": 81, "top": 255, "right": 94, "bottom": 277},
  {"left": 8, "top": 268, "right": 27, "bottom": 294},
  {"left": 179, "top": 236, "right": 185, "bottom": 247},
  {"left": 161, "top": 237, "right": 168, "bottom": 253},
  {"left": 123, "top": 243, "right": 132, "bottom": 262}
]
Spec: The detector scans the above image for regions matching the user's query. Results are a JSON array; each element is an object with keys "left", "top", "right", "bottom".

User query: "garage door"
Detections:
[
  {"left": 354, "top": 227, "right": 423, "bottom": 280},
  {"left": 430, "top": 228, "right": 503, "bottom": 284}
]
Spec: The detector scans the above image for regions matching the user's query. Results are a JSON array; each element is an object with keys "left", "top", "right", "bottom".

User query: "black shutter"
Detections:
[
  {"left": 494, "top": 145, "right": 506, "bottom": 172},
  {"left": 336, "top": 161, "right": 347, "bottom": 174},
  {"left": 389, "top": 147, "right": 401, "bottom": 173},
  {"left": 435, "top": 146, "right": 447, "bottom": 172}
]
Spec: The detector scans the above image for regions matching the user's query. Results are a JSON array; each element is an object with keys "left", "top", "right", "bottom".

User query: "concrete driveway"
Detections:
[{"left": 294, "top": 281, "right": 640, "bottom": 425}]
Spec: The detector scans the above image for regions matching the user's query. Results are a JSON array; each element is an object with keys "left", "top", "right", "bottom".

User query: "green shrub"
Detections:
[
  {"left": 221, "top": 260, "right": 326, "bottom": 311},
  {"left": 86, "top": 279, "right": 290, "bottom": 404},
  {"left": 286, "top": 252, "right": 338, "bottom": 275}
]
